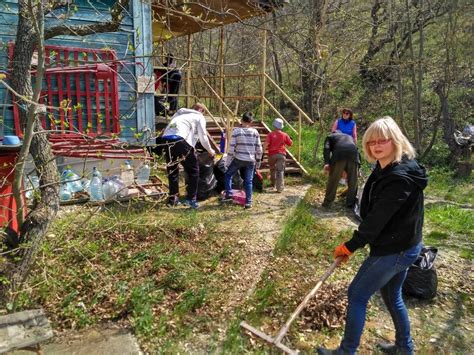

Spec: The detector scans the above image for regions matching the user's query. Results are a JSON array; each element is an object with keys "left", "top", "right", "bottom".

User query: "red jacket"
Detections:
[{"left": 267, "top": 130, "right": 292, "bottom": 156}]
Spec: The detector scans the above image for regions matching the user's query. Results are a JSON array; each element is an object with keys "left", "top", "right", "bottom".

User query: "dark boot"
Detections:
[
  {"left": 377, "top": 342, "right": 413, "bottom": 355},
  {"left": 316, "top": 348, "right": 339, "bottom": 355}
]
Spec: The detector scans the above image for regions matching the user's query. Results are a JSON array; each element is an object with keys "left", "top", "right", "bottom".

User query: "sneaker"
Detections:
[
  {"left": 184, "top": 199, "right": 199, "bottom": 209},
  {"left": 166, "top": 197, "right": 179, "bottom": 207},
  {"left": 321, "top": 201, "right": 332, "bottom": 209},
  {"left": 244, "top": 203, "right": 252, "bottom": 209},
  {"left": 220, "top": 195, "right": 233, "bottom": 203},
  {"left": 315, "top": 348, "right": 339, "bottom": 355}
]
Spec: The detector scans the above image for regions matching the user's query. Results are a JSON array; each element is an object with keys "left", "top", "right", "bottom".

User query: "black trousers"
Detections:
[
  {"left": 165, "top": 71, "right": 181, "bottom": 111},
  {"left": 163, "top": 139, "right": 199, "bottom": 201}
]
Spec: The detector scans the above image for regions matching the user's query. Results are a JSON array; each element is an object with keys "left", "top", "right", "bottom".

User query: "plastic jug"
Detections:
[
  {"left": 89, "top": 170, "right": 104, "bottom": 201},
  {"left": 61, "top": 169, "right": 83, "bottom": 193},
  {"left": 59, "top": 184, "right": 72, "bottom": 201},
  {"left": 102, "top": 179, "right": 119, "bottom": 200},
  {"left": 111, "top": 176, "right": 128, "bottom": 198},
  {"left": 136, "top": 163, "right": 151, "bottom": 185},
  {"left": 121, "top": 160, "right": 134, "bottom": 187}
]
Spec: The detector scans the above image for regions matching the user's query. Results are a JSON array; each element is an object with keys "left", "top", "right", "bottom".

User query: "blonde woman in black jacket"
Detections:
[{"left": 318, "top": 117, "right": 428, "bottom": 355}]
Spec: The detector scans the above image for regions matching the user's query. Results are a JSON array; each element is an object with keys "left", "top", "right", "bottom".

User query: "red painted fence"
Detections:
[{"left": 8, "top": 44, "right": 120, "bottom": 137}]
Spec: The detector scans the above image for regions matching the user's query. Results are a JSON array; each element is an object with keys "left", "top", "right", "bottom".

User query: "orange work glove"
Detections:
[{"left": 334, "top": 243, "right": 353, "bottom": 263}]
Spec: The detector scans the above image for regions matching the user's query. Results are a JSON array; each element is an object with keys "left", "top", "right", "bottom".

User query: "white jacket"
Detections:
[{"left": 162, "top": 108, "right": 215, "bottom": 154}]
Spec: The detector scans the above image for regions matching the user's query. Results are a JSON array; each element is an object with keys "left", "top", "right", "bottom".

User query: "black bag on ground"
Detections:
[
  {"left": 402, "top": 246, "right": 438, "bottom": 300},
  {"left": 195, "top": 146, "right": 217, "bottom": 201},
  {"left": 252, "top": 169, "right": 264, "bottom": 192},
  {"left": 214, "top": 157, "right": 243, "bottom": 193}
]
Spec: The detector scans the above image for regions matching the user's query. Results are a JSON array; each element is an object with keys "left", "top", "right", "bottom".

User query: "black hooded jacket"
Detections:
[
  {"left": 345, "top": 156, "right": 428, "bottom": 256},
  {"left": 323, "top": 132, "right": 360, "bottom": 165}
]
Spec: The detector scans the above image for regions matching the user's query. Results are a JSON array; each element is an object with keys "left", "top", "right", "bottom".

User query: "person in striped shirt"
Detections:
[{"left": 223, "top": 112, "right": 263, "bottom": 209}]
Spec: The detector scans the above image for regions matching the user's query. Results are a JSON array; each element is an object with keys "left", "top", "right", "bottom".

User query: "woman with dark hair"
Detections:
[{"left": 331, "top": 108, "right": 357, "bottom": 143}]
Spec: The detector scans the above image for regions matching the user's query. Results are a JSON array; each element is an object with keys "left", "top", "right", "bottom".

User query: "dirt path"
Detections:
[
  {"left": 180, "top": 183, "right": 311, "bottom": 353},
  {"left": 222, "top": 184, "right": 311, "bottom": 311}
]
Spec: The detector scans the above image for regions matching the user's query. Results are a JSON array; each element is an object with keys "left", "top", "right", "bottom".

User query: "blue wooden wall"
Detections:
[{"left": 0, "top": 0, "right": 154, "bottom": 143}]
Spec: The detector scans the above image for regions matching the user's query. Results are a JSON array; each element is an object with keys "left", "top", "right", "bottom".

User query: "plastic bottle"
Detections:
[
  {"left": 89, "top": 169, "right": 104, "bottom": 201},
  {"left": 111, "top": 175, "right": 128, "bottom": 197},
  {"left": 82, "top": 178, "right": 91, "bottom": 192},
  {"left": 102, "top": 178, "right": 118, "bottom": 200},
  {"left": 91, "top": 166, "right": 102, "bottom": 182},
  {"left": 136, "top": 163, "right": 151, "bottom": 185},
  {"left": 120, "top": 160, "right": 134, "bottom": 187},
  {"left": 61, "top": 169, "right": 83, "bottom": 193},
  {"left": 59, "top": 184, "right": 72, "bottom": 201}
]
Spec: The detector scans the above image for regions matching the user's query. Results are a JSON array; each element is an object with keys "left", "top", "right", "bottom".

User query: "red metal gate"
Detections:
[{"left": 9, "top": 44, "right": 120, "bottom": 137}]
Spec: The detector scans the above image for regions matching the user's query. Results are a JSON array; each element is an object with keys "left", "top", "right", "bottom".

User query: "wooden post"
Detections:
[
  {"left": 186, "top": 34, "right": 192, "bottom": 107},
  {"left": 298, "top": 112, "right": 302, "bottom": 162},
  {"left": 260, "top": 22, "right": 267, "bottom": 121},
  {"left": 219, "top": 26, "right": 225, "bottom": 120}
]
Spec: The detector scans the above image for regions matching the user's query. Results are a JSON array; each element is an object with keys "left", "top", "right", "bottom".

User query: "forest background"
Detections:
[{"left": 164, "top": 0, "right": 472, "bottom": 169}]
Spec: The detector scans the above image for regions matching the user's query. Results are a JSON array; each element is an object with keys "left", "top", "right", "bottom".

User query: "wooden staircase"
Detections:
[
  {"left": 206, "top": 120, "right": 307, "bottom": 175},
  {"left": 155, "top": 116, "right": 307, "bottom": 175}
]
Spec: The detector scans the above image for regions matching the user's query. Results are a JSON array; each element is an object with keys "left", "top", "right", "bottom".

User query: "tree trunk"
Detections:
[
  {"left": 270, "top": 12, "right": 285, "bottom": 110},
  {"left": 1, "top": 0, "right": 60, "bottom": 302},
  {"left": 434, "top": 82, "right": 460, "bottom": 164},
  {"left": 1, "top": 0, "right": 130, "bottom": 303}
]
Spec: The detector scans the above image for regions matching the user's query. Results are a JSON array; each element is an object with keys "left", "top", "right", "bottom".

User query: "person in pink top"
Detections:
[{"left": 266, "top": 118, "right": 293, "bottom": 192}]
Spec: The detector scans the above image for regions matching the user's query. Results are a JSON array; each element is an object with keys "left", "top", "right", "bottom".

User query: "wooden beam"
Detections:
[
  {"left": 186, "top": 34, "right": 193, "bottom": 107},
  {"left": 0, "top": 309, "right": 53, "bottom": 353},
  {"left": 260, "top": 22, "right": 267, "bottom": 120},
  {"left": 219, "top": 26, "right": 225, "bottom": 120},
  {"left": 263, "top": 97, "right": 297, "bottom": 135},
  {"left": 298, "top": 112, "right": 302, "bottom": 162},
  {"left": 265, "top": 73, "right": 314, "bottom": 124}
]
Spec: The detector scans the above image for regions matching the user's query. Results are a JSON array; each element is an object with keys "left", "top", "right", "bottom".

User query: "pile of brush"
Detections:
[{"left": 299, "top": 282, "right": 350, "bottom": 330}]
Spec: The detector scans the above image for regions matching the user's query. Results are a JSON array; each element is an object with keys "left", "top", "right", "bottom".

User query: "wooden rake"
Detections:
[{"left": 240, "top": 257, "right": 343, "bottom": 354}]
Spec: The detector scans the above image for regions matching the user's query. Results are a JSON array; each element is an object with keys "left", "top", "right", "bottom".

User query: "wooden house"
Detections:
[{"left": 0, "top": 0, "right": 285, "bottom": 144}]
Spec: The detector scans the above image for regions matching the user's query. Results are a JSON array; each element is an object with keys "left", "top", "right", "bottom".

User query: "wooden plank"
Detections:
[
  {"left": 74, "top": 51, "right": 84, "bottom": 132},
  {"left": 0, "top": 309, "right": 53, "bottom": 353}
]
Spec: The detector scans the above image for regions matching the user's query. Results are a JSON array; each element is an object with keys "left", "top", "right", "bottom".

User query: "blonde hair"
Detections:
[{"left": 362, "top": 116, "right": 416, "bottom": 163}]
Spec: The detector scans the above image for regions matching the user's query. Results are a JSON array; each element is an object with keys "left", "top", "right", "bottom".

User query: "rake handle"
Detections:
[{"left": 273, "top": 257, "right": 343, "bottom": 344}]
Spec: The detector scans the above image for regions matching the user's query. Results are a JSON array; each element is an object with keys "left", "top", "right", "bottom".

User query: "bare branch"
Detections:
[{"left": 44, "top": 0, "right": 130, "bottom": 40}]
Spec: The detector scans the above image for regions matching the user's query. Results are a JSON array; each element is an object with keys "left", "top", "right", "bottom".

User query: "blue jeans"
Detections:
[
  {"left": 224, "top": 159, "right": 255, "bottom": 205},
  {"left": 339, "top": 243, "right": 422, "bottom": 355}
]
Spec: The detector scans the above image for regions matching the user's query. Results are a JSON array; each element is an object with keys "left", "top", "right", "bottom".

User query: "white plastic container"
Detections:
[
  {"left": 120, "top": 160, "right": 134, "bottom": 187},
  {"left": 89, "top": 170, "right": 104, "bottom": 201},
  {"left": 136, "top": 163, "right": 151, "bottom": 185}
]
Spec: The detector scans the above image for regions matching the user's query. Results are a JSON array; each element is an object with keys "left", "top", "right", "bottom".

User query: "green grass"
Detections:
[
  {"left": 10, "top": 203, "right": 249, "bottom": 352},
  {"left": 425, "top": 204, "right": 473, "bottom": 236},
  {"left": 425, "top": 167, "right": 474, "bottom": 205}
]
